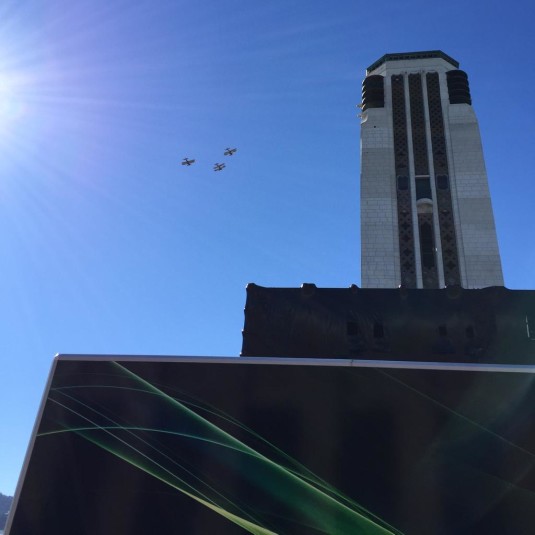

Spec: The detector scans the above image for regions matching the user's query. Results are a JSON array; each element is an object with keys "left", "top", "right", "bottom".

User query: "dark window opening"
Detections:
[
  {"left": 373, "top": 322, "right": 384, "bottom": 338},
  {"left": 437, "top": 175, "right": 449, "bottom": 190},
  {"left": 416, "top": 177, "right": 432, "bottom": 200},
  {"left": 397, "top": 176, "right": 409, "bottom": 190},
  {"left": 347, "top": 321, "right": 359, "bottom": 336},
  {"left": 526, "top": 315, "right": 535, "bottom": 340},
  {"left": 465, "top": 325, "right": 475, "bottom": 339},
  {"left": 419, "top": 222, "right": 435, "bottom": 269},
  {"left": 438, "top": 324, "right": 448, "bottom": 337}
]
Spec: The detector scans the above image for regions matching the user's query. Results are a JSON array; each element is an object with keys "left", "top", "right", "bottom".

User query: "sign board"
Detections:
[{"left": 7, "top": 356, "right": 535, "bottom": 534}]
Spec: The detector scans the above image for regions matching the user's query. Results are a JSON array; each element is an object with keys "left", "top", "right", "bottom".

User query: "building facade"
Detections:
[{"left": 360, "top": 51, "right": 503, "bottom": 289}]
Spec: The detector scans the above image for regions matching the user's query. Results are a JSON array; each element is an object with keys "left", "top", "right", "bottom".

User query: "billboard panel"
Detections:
[{"left": 7, "top": 356, "right": 535, "bottom": 534}]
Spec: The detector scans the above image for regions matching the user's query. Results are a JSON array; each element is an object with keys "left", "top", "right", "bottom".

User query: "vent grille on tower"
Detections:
[
  {"left": 361, "top": 75, "right": 384, "bottom": 111},
  {"left": 446, "top": 70, "right": 472, "bottom": 105}
]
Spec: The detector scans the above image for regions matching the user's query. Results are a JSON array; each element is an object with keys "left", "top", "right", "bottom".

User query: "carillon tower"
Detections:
[{"left": 360, "top": 51, "right": 503, "bottom": 288}]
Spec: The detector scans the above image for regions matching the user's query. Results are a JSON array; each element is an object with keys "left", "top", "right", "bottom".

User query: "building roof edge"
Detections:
[{"left": 366, "top": 51, "right": 459, "bottom": 74}]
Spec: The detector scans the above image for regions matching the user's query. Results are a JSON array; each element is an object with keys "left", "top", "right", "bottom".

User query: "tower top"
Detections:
[{"left": 366, "top": 51, "right": 459, "bottom": 74}]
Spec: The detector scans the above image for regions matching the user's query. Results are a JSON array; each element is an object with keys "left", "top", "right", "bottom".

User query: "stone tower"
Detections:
[{"left": 360, "top": 51, "right": 503, "bottom": 289}]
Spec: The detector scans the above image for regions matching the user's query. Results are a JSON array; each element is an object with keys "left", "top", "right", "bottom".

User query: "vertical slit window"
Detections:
[
  {"left": 392, "top": 74, "right": 416, "bottom": 287},
  {"left": 397, "top": 176, "right": 409, "bottom": 190},
  {"left": 347, "top": 321, "right": 359, "bottom": 336},
  {"left": 437, "top": 175, "right": 449, "bottom": 190},
  {"left": 526, "top": 315, "right": 535, "bottom": 340},
  {"left": 416, "top": 177, "right": 432, "bottom": 200},
  {"left": 373, "top": 321, "right": 384, "bottom": 339},
  {"left": 419, "top": 222, "right": 436, "bottom": 269},
  {"left": 426, "top": 72, "right": 460, "bottom": 285}
]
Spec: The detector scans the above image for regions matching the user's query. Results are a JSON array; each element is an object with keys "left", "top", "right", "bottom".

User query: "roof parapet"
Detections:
[{"left": 367, "top": 51, "right": 459, "bottom": 74}]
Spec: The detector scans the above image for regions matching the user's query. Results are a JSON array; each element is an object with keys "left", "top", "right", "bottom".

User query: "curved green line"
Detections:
[{"left": 45, "top": 362, "right": 404, "bottom": 534}]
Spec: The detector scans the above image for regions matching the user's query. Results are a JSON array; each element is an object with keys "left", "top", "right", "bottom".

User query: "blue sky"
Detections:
[{"left": 1, "top": 0, "right": 535, "bottom": 496}]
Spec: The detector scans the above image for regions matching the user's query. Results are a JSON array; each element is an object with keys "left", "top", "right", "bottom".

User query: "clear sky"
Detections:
[{"left": 1, "top": 0, "right": 535, "bottom": 496}]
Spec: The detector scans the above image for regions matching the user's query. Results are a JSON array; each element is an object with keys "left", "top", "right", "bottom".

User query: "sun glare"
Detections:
[
  {"left": 0, "top": 69, "right": 29, "bottom": 176},
  {"left": 0, "top": 72, "right": 27, "bottom": 124}
]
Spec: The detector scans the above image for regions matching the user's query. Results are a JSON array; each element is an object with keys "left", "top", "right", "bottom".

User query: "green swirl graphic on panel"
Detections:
[{"left": 39, "top": 361, "right": 404, "bottom": 535}]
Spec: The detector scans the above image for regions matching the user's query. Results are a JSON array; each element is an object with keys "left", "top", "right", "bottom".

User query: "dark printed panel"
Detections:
[{"left": 9, "top": 359, "right": 535, "bottom": 535}]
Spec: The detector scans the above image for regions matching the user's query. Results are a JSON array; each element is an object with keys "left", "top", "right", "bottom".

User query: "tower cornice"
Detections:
[{"left": 366, "top": 51, "right": 459, "bottom": 74}]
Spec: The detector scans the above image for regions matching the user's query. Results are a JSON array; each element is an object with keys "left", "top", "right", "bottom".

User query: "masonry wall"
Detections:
[
  {"left": 360, "top": 107, "right": 400, "bottom": 287},
  {"left": 446, "top": 104, "right": 504, "bottom": 287}
]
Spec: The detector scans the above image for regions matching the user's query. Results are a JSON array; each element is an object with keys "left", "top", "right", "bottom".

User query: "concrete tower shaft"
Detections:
[{"left": 360, "top": 51, "right": 503, "bottom": 289}]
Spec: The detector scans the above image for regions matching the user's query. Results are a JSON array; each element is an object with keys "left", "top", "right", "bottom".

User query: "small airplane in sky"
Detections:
[
  {"left": 213, "top": 163, "right": 226, "bottom": 171},
  {"left": 224, "top": 147, "right": 237, "bottom": 156},
  {"left": 181, "top": 157, "right": 195, "bottom": 166}
]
